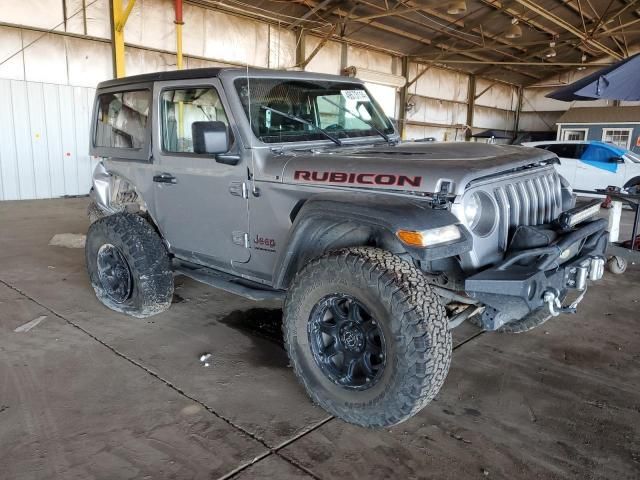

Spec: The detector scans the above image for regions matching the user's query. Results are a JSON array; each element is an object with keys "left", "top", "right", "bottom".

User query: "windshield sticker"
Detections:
[{"left": 341, "top": 90, "right": 370, "bottom": 102}]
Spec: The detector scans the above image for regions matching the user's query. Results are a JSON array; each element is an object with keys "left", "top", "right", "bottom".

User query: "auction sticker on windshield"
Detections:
[{"left": 341, "top": 90, "right": 370, "bottom": 102}]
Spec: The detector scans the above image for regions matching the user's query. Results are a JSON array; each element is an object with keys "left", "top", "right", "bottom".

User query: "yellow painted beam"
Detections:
[{"left": 110, "top": 0, "right": 137, "bottom": 78}]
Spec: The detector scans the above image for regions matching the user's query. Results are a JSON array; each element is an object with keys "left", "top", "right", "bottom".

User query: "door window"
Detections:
[
  {"left": 161, "top": 88, "right": 230, "bottom": 153},
  {"left": 95, "top": 90, "right": 150, "bottom": 149},
  {"left": 602, "top": 128, "right": 632, "bottom": 149}
]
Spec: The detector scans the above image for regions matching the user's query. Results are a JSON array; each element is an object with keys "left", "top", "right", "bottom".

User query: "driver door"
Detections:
[{"left": 150, "top": 79, "right": 251, "bottom": 270}]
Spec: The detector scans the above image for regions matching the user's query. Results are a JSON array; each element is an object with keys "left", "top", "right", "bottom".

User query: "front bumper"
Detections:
[{"left": 464, "top": 217, "right": 608, "bottom": 331}]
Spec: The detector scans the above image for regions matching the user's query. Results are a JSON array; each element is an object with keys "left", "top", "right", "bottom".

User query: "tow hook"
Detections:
[{"left": 543, "top": 286, "right": 588, "bottom": 317}]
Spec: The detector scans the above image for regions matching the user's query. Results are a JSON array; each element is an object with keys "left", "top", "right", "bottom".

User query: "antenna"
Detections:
[{"left": 246, "top": 63, "right": 258, "bottom": 196}]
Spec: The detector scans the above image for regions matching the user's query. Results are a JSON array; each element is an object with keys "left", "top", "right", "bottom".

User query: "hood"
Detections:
[{"left": 276, "top": 142, "right": 556, "bottom": 196}]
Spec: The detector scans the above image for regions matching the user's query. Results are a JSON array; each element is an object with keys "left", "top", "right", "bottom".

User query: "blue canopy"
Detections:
[{"left": 546, "top": 53, "right": 640, "bottom": 102}]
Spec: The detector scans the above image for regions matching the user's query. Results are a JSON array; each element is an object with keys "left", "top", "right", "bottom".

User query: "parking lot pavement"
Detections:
[{"left": 0, "top": 197, "right": 638, "bottom": 479}]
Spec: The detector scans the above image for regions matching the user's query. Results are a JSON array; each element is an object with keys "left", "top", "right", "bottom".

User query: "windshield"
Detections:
[
  {"left": 234, "top": 78, "right": 394, "bottom": 144},
  {"left": 625, "top": 150, "right": 640, "bottom": 163}
]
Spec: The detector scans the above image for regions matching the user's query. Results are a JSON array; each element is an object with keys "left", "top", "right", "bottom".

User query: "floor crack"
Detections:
[{"left": 0, "top": 278, "right": 326, "bottom": 480}]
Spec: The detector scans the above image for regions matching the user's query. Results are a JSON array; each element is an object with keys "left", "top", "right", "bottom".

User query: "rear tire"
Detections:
[
  {"left": 497, "top": 308, "right": 551, "bottom": 333},
  {"left": 283, "top": 247, "right": 451, "bottom": 428},
  {"left": 85, "top": 213, "right": 173, "bottom": 318}
]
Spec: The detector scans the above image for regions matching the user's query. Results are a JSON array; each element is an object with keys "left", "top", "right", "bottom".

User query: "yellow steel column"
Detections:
[
  {"left": 175, "top": 23, "right": 184, "bottom": 69},
  {"left": 175, "top": 0, "right": 185, "bottom": 142},
  {"left": 110, "top": 0, "right": 136, "bottom": 78}
]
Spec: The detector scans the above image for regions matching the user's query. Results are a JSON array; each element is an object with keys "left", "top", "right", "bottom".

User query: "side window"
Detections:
[
  {"left": 95, "top": 90, "right": 150, "bottom": 149},
  {"left": 161, "top": 87, "right": 229, "bottom": 153},
  {"left": 546, "top": 144, "right": 584, "bottom": 159}
]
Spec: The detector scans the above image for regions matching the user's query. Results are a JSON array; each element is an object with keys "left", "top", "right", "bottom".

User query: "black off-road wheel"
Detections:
[
  {"left": 85, "top": 213, "right": 173, "bottom": 318},
  {"left": 283, "top": 247, "right": 452, "bottom": 428}
]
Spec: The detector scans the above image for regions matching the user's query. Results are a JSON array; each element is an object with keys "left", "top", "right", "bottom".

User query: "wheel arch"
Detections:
[
  {"left": 272, "top": 193, "right": 468, "bottom": 289},
  {"left": 91, "top": 161, "right": 156, "bottom": 227},
  {"left": 623, "top": 176, "right": 640, "bottom": 189}
]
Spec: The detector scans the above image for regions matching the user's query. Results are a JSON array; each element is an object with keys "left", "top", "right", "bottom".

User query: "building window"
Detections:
[
  {"left": 560, "top": 128, "right": 588, "bottom": 141},
  {"left": 602, "top": 128, "right": 632, "bottom": 149}
]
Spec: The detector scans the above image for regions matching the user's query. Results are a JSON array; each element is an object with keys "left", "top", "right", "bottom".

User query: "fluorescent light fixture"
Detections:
[
  {"left": 447, "top": 0, "right": 467, "bottom": 15},
  {"left": 343, "top": 66, "right": 406, "bottom": 88},
  {"left": 396, "top": 225, "right": 462, "bottom": 247}
]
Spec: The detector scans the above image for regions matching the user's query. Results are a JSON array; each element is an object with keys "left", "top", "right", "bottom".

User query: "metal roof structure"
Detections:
[{"left": 191, "top": 0, "right": 640, "bottom": 86}]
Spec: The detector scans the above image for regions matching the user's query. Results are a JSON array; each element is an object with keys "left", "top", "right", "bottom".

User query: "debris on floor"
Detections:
[
  {"left": 49, "top": 233, "right": 86, "bottom": 249},
  {"left": 199, "top": 353, "right": 212, "bottom": 367},
  {"left": 14, "top": 315, "right": 47, "bottom": 333}
]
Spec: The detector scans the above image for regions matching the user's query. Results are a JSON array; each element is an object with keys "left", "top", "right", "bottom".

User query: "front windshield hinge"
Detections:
[{"left": 270, "top": 147, "right": 285, "bottom": 156}]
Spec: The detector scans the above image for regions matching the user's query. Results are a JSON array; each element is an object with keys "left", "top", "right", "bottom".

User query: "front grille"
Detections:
[{"left": 493, "top": 170, "right": 563, "bottom": 250}]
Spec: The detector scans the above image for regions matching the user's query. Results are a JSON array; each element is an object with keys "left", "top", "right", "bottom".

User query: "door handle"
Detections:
[{"left": 153, "top": 173, "right": 177, "bottom": 184}]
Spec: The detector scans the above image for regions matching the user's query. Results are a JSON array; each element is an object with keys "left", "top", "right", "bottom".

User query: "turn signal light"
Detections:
[{"left": 396, "top": 225, "right": 461, "bottom": 247}]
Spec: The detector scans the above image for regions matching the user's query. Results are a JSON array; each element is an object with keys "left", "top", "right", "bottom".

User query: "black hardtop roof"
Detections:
[
  {"left": 96, "top": 67, "right": 363, "bottom": 90},
  {"left": 97, "top": 68, "right": 224, "bottom": 89}
]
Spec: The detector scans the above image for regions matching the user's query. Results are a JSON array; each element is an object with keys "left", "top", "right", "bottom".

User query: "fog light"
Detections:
[{"left": 396, "top": 225, "right": 461, "bottom": 247}]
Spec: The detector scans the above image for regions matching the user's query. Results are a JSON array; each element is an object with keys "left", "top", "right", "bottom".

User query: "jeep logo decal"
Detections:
[{"left": 294, "top": 170, "right": 422, "bottom": 187}]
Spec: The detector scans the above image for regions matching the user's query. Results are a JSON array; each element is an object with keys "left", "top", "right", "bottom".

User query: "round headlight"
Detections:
[
  {"left": 464, "top": 193, "right": 481, "bottom": 229},
  {"left": 463, "top": 191, "right": 497, "bottom": 237}
]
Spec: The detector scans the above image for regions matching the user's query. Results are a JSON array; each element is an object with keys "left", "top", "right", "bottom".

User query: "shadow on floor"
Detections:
[{"left": 220, "top": 308, "right": 285, "bottom": 348}]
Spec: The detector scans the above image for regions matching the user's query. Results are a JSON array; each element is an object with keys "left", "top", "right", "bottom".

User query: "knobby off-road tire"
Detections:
[
  {"left": 496, "top": 308, "right": 552, "bottom": 333},
  {"left": 86, "top": 213, "right": 173, "bottom": 318},
  {"left": 283, "top": 247, "right": 452, "bottom": 428}
]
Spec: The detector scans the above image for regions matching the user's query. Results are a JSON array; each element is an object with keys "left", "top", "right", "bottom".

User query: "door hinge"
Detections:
[
  {"left": 232, "top": 231, "right": 250, "bottom": 248},
  {"left": 229, "top": 181, "right": 249, "bottom": 199}
]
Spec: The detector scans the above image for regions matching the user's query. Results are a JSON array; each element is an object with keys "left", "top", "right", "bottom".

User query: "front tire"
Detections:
[
  {"left": 283, "top": 247, "right": 451, "bottom": 428},
  {"left": 85, "top": 213, "right": 173, "bottom": 318}
]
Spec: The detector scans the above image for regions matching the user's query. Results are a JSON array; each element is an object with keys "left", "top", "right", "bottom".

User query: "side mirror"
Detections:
[
  {"left": 192, "top": 121, "right": 229, "bottom": 155},
  {"left": 611, "top": 156, "right": 625, "bottom": 164}
]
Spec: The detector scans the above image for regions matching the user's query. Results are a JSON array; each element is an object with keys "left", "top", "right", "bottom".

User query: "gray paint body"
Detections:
[{"left": 86, "top": 69, "right": 555, "bottom": 287}]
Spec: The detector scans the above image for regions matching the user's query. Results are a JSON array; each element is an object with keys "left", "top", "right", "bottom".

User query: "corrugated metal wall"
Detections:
[{"left": 0, "top": 79, "right": 97, "bottom": 200}]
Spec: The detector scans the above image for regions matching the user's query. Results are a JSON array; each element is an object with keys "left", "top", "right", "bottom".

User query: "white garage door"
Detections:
[{"left": 0, "top": 79, "right": 97, "bottom": 200}]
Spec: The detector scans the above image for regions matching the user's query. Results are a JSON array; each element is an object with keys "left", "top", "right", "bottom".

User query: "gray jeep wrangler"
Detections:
[{"left": 86, "top": 68, "right": 608, "bottom": 427}]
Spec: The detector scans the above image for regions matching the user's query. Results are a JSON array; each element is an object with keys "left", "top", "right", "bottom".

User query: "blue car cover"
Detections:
[{"left": 580, "top": 142, "right": 626, "bottom": 173}]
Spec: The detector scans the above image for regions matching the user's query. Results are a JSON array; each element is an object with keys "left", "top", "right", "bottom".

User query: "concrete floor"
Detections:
[{"left": 0, "top": 198, "right": 639, "bottom": 480}]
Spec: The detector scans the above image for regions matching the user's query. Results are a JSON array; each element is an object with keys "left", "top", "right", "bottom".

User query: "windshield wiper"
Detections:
[
  {"left": 259, "top": 105, "right": 342, "bottom": 146},
  {"left": 321, "top": 97, "right": 391, "bottom": 144}
]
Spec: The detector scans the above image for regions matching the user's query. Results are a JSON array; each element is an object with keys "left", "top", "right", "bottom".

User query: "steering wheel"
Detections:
[{"left": 324, "top": 123, "right": 343, "bottom": 131}]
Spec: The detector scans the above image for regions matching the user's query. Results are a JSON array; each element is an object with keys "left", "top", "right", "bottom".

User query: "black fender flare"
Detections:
[{"left": 272, "top": 192, "right": 472, "bottom": 289}]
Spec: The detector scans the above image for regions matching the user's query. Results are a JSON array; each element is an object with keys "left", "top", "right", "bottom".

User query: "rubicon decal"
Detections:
[{"left": 294, "top": 170, "right": 422, "bottom": 187}]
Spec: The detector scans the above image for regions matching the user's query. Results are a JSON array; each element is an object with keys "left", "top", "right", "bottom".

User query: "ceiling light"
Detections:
[
  {"left": 544, "top": 41, "right": 556, "bottom": 58},
  {"left": 577, "top": 53, "right": 587, "bottom": 70},
  {"left": 505, "top": 18, "right": 522, "bottom": 39},
  {"left": 447, "top": 0, "right": 467, "bottom": 15}
]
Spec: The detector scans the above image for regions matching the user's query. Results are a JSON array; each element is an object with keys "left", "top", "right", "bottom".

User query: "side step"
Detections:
[{"left": 173, "top": 260, "right": 285, "bottom": 302}]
